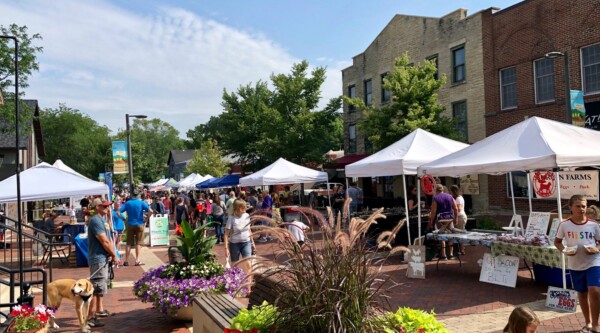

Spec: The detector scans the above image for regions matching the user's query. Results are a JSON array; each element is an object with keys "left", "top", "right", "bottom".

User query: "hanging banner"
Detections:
[
  {"left": 105, "top": 172, "right": 113, "bottom": 202},
  {"left": 530, "top": 170, "right": 598, "bottom": 200},
  {"left": 571, "top": 90, "right": 586, "bottom": 127},
  {"left": 459, "top": 174, "right": 480, "bottom": 195},
  {"left": 112, "top": 141, "right": 129, "bottom": 175}
]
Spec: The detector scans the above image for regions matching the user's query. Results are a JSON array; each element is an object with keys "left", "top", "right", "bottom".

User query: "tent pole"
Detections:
[
  {"left": 417, "top": 176, "right": 422, "bottom": 243},
  {"left": 509, "top": 172, "right": 516, "bottom": 216},
  {"left": 402, "top": 175, "right": 411, "bottom": 246},
  {"left": 555, "top": 170, "right": 566, "bottom": 289},
  {"left": 527, "top": 171, "right": 533, "bottom": 214},
  {"left": 327, "top": 180, "right": 331, "bottom": 208}
]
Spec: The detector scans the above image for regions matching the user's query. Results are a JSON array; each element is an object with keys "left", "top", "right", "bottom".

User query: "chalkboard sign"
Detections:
[
  {"left": 525, "top": 212, "right": 551, "bottom": 238},
  {"left": 479, "top": 253, "right": 519, "bottom": 288}
]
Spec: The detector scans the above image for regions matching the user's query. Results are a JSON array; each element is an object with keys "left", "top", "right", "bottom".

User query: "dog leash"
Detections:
[{"left": 88, "top": 261, "right": 109, "bottom": 280}]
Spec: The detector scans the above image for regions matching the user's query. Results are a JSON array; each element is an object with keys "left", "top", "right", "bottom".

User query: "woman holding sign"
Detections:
[{"left": 554, "top": 195, "right": 600, "bottom": 333}]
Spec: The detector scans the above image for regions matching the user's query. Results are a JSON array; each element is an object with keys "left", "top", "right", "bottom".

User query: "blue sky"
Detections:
[{"left": 0, "top": 0, "right": 522, "bottom": 138}]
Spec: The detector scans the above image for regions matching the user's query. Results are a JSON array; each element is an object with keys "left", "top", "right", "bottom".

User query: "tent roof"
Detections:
[
  {"left": 53, "top": 159, "right": 88, "bottom": 179},
  {"left": 0, "top": 162, "right": 109, "bottom": 203},
  {"left": 240, "top": 158, "right": 328, "bottom": 186},
  {"left": 177, "top": 173, "right": 198, "bottom": 187},
  {"left": 418, "top": 117, "right": 600, "bottom": 177},
  {"left": 345, "top": 128, "right": 469, "bottom": 177},
  {"left": 198, "top": 174, "right": 240, "bottom": 188}
]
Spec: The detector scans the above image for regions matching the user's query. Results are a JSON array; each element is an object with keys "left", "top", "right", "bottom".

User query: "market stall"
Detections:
[
  {"left": 345, "top": 128, "right": 469, "bottom": 245},
  {"left": 196, "top": 174, "right": 240, "bottom": 189},
  {"left": 419, "top": 116, "right": 600, "bottom": 288}
]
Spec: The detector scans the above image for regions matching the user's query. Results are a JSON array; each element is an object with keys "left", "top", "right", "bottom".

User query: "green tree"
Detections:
[
  {"left": 0, "top": 24, "right": 43, "bottom": 125},
  {"left": 39, "top": 104, "right": 111, "bottom": 179},
  {"left": 114, "top": 118, "right": 184, "bottom": 183},
  {"left": 184, "top": 139, "right": 229, "bottom": 177},
  {"left": 346, "top": 53, "right": 462, "bottom": 151},
  {"left": 187, "top": 61, "right": 343, "bottom": 169}
]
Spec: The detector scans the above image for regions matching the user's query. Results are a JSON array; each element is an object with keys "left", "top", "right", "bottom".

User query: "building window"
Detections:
[
  {"left": 348, "top": 125, "right": 357, "bottom": 154},
  {"left": 534, "top": 58, "right": 555, "bottom": 104},
  {"left": 452, "top": 100, "right": 468, "bottom": 140},
  {"left": 427, "top": 55, "right": 439, "bottom": 80},
  {"left": 380, "top": 73, "right": 391, "bottom": 103},
  {"left": 364, "top": 136, "right": 373, "bottom": 154},
  {"left": 364, "top": 79, "right": 372, "bottom": 105},
  {"left": 500, "top": 67, "right": 517, "bottom": 109},
  {"left": 452, "top": 46, "right": 466, "bottom": 83},
  {"left": 582, "top": 43, "right": 600, "bottom": 95},
  {"left": 347, "top": 85, "right": 356, "bottom": 112},
  {"left": 507, "top": 172, "right": 530, "bottom": 198}
]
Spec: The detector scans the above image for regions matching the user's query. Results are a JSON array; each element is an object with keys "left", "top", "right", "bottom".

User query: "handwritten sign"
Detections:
[
  {"left": 548, "top": 218, "right": 561, "bottom": 242},
  {"left": 459, "top": 174, "right": 480, "bottom": 195},
  {"left": 479, "top": 253, "right": 519, "bottom": 288},
  {"left": 525, "top": 212, "right": 551, "bottom": 238},
  {"left": 406, "top": 245, "right": 426, "bottom": 279},
  {"left": 546, "top": 286, "right": 577, "bottom": 312}
]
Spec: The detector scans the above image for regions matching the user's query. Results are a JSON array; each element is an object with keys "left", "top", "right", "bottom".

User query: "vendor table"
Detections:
[
  {"left": 74, "top": 234, "right": 88, "bottom": 267},
  {"left": 426, "top": 232, "right": 498, "bottom": 248},
  {"left": 491, "top": 241, "right": 565, "bottom": 269},
  {"left": 62, "top": 223, "right": 86, "bottom": 244}
]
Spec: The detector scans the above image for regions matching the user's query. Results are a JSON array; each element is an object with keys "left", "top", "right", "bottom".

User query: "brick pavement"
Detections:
[{"left": 17, "top": 232, "right": 592, "bottom": 333}]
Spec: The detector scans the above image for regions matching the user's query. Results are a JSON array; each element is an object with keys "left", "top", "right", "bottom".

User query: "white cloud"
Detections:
[{"left": 1, "top": 0, "right": 325, "bottom": 137}]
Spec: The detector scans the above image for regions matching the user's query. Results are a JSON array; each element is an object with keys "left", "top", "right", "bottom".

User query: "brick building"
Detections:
[
  {"left": 342, "top": 8, "right": 492, "bottom": 212},
  {"left": 483, "top": 0, "right": 600, "bottom": 214}
]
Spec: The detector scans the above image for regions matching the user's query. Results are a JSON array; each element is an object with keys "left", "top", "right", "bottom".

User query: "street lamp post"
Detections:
[
  {"left": 125, "top": 114, "right": 147, "bottom": 196},
  {"left": 545, "top": 51, "right": 571, "bottom": 124}
]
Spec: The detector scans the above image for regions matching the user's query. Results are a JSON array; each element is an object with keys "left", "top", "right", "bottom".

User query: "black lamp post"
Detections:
[
  {"left": 0, "top": 35, "right": 24, "bottom": 298},
  {"left": 125, "top": 114, "right": 147, "bottom": 196},
  {"left": 545, "top": 51, "right": 571, "bottom": 124}
]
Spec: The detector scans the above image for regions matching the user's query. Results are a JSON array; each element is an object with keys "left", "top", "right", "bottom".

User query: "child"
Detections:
[
  {"left": 555, "top": 195, "right": 600, "bottom": 333},
  {"left": 504, "top": 306, "right": 539, "bottom": 333},
  {"left": 285, "top": 212, "right": 310, "bottom": 246}
]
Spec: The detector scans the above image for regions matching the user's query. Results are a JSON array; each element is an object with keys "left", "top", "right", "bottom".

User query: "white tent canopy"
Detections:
[
  {"left": 0, "top": 162, "right": 109, "bottom": 203},
  {"left": 240, "top": 158, "right": 328, "bottom": 186},
  {"left": 346, "top": 128, "right": 469, "bottom": 177},
  {"left": 177, "top": 173, "right": 198, "bottom": 188},
  {"left": 418, "top": 117, "right": 600, "bottom": 177},
  {"left": 148, "top": 178, "right": 168, "bottom": 188},
  {"left": 53, "top": 159, "right": 88, "bottom": 179},
  {"left": 192, "top": 174, "right": 213, "bottom": 188}
]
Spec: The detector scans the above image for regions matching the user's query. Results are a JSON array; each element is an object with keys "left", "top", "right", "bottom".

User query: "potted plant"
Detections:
[
  {"left": 225, "top": 301, "right": 280, "bottom": 333},
  {"left": 377, "top": 307, "right": 450, "bottom": 333},
  {"left": 7, "top": 304, "right": 54, "bottom": 333},
  {"left": 133, "top": 220, "right": 247, "bottom": 320}
]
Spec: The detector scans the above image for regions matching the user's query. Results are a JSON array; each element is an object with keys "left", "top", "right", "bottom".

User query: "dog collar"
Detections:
[{"left": 80, "top": 294, "right": 92, "bottom": 302}]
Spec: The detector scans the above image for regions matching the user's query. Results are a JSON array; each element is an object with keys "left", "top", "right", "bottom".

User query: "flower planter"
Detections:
[
  {"left": 170, "top": 304, "right": 193, "bottom": 322},
  {"left": 7, "top": 322, "right": 48, "bottom": 333}
]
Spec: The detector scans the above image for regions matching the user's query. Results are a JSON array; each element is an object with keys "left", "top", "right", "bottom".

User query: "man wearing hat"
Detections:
[
  {"left": 87, "top": 198, "right": 120, "bottom": 327},
  {"left": 118, "top": 191, "right": 153, "bottom": 266}
]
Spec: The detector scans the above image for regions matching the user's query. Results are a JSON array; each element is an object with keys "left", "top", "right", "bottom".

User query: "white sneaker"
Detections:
[{"left": 257, "top": 237, "right": 268, "bottom": 243}]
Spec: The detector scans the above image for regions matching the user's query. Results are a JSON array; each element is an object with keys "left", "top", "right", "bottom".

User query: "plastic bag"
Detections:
[{"left": 225, "top": 257, "right": 231, "bottom": 269}]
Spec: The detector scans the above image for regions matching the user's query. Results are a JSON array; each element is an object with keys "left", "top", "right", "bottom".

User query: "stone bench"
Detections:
[{"left": 193, "top": 293, "right": 244, "bottom": 333}]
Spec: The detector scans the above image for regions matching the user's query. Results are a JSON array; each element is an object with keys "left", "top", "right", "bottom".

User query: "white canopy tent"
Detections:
[
  {"left": 346, "top": 128, "right": 469, "bottom": 245},
  {"left": 53, "top": 159, "right": 88, "bottom": 179},
  {"left": 190, "top": 174, "right": 214, "bottom": 189},
  {"left": 148, "top": 178, "right": 168, "bottom": 188},
  {"left": 240, "top": 157, "right": 330, "bottom": 206},
  {"left": 0, "top": 162, "right": 109, "bottom": 203},
  {"left": 177, "top": 173, "right": 198, "bottom": 189},
  {"left": 418, "top": 116, "right": 600, "bottom": 288}
]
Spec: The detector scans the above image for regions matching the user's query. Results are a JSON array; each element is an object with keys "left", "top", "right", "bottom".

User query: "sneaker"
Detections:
[
  {"left": 87, "top": 318, "right": 105, "bottom": 327},
  {"left": 96, "top": 309, "right": 114, "bottom": 317},
  {"left": 257, "top": 237, "right": 268, "bottom": 243}
]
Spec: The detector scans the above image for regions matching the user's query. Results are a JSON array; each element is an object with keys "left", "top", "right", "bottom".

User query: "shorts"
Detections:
[
  {"left": 456, "top": 214, "right": 467, "bottom": 230},
  {"left": 114, "top": 229, "right": 124, "bottom": 235},
  {"left": 90, "top": 262, "right": 109, "bottom": 296},
  {"left": 126, "top": 225, "right": 145, "bottom": 246},
  {"left": 229, "top": 241, "right": 252, "bottom": 262},
  {"left": 571, "top": 266, "right": 600, "bottom": 293}
]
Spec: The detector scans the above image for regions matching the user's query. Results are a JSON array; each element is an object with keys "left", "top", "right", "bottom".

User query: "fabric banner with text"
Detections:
[{"left": 530, "top": 170, "right": 598, "bottom": 200}]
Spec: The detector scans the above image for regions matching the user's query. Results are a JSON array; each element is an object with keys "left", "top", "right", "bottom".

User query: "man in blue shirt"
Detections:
[
  {"left": 87, "top": 198, "right": 119, "bottom": 327},
  {"left": 118, "top": 192, "right": 153, "bottom": 266}
]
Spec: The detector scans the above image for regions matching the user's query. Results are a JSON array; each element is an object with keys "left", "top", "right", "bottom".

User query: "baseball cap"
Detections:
[{"left": 92, "top": 198, "right": 111, "bottom": 207}]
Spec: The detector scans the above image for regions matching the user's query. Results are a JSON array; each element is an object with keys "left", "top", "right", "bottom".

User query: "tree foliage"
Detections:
[
  {"left": 0, "top": 24, "right": 43, "bottom": 126},
  {"left": 184, "top": 139, "right": 229, "bottom": 178},
  {"left": 346, "top": 53, "right": 462, "bottom": 151},
  {"left": 114, "top": 118, "right": 185, "bottom": 183},
  {"left": 186, "top": 61, "right": 343, "bottom": 169},
  {"left": 39, "top": 104, "right": 111, "bottom": 179}
]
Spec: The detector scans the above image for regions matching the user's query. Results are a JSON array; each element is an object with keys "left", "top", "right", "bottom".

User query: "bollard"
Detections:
[{"left": 17, "top": 283, "right": 34, "bottom": 307}]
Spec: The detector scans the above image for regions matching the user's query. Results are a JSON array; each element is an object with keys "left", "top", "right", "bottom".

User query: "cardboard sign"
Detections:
[
  {"left": 548, "top": 218, "right": 561, "bottom": 242},
  {"left": 525, "top": 212, "right": 551, "bottom": 238},
  {"left": 149, "top": 214, "right": 169, "bottom": 246},
  {"left": 406, "top": 245, "right": 426, "bottom": 279},
  {"left": 546, "top": 286, "right": 577, "bottom": 312},
  {"left": 459, "top": 174, "right": 480, "bottom": 195},
  {"left": 479, "top": 253, "right": 519, "bottom": 288}
]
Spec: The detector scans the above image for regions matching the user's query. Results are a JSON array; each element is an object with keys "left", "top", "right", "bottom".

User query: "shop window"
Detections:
[
  {"left": 427, "top": 55, "right": 439, "bottom": 80},
  {"left": 500, "top": 67, "right": 517, "bottom": 109},
  {"left": 534, "top": 58, "right": 555, "bottom": 103}
]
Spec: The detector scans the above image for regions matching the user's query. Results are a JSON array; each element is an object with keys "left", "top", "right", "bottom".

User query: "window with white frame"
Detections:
[
  {"left": 348, "top": 124, "right": 356, "bottom": 154},
  {"left": 534, "top": 58, "right": 555, "bottom": 103},
  {"left": 582, "top": 43, "right": 600, "bottom": 94},
  {"left": 500, "top": 67, "right": 517, "bottom": 109}
]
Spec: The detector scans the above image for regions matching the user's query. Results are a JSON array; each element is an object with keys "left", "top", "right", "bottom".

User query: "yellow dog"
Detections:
[{"left": 47, "top": 278, "right": 94, "bottom": 332}]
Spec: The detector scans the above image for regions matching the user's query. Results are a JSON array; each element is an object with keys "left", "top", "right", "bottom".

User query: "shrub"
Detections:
[
  {"left": 377, "top": 307, "right": 450, "bottom": 333},
  {"left": 227, "top": 301, "right": 280, "bottom": 333}
]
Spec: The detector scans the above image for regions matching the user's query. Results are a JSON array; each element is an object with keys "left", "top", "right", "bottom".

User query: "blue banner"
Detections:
[
  {"left": 105, "top": 172, "right": 113, "bottom": 202},
  {"left": 571, "top": 90, "right": 586, "bottom": 127},
  {"left": 112, "top": 141, "right": 129, "bottom": 174}
]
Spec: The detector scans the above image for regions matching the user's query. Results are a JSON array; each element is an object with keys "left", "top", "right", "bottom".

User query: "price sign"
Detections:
[
  {"left": 479, "top": 253, "right": 519, "bottom": 288},
  {"left": 546, "top": 286, "right": 577, "bottom": 312}
]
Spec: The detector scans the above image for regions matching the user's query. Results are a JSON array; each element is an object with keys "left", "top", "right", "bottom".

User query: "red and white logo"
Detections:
[
  {"left": 533, "top": 170, "right": 556, "bottom": 198},
  {"left": 420, "top": 175, "right": 435, "bottom": 196}
]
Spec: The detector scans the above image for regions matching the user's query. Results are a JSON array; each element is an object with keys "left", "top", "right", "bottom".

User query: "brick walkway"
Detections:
[{"left": 16, "top": 232, "right": 591, "bottom": 332}]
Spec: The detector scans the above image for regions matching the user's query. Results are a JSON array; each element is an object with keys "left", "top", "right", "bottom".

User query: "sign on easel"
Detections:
[
  {"left": 503, "top": 214, "right": 523, "bottom": 236},
  {"left": 479, "top": 253, "right": 519, "bottom": 288},
  {"left": 406, "top": 245, "right": 426, "bottom": 279},
  {"left": 149, "top": 214, "right": 169, "bottom": 246},
  {"left": 546, "top": 286, "right": 577, "bottom": 312},
  {"left": 525, "top": 212, "right": 551, "bottom": 238}
]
